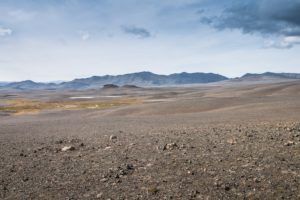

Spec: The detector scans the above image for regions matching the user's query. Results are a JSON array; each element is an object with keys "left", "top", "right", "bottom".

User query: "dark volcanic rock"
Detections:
[
  {"left": 102, "top": 84, "right": 119, "bottom": 89},
  {"left": 122, "top": 84, "right": 140, "bottom": 89}
]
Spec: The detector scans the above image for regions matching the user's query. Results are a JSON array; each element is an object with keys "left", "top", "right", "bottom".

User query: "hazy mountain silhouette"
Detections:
[
  {"left": 1, "top": 71, "right": 227, "bottom": 90},
  {"left": 2, "top": 71, "right": 300, "bottom": 90},
  {"left": 241, "top": 72, "right": 300, "bottom": 80}
]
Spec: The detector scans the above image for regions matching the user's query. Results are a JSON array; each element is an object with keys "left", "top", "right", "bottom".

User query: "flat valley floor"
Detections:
[{"left": 0, "top": 80, "right": 300, "bottom": 199}]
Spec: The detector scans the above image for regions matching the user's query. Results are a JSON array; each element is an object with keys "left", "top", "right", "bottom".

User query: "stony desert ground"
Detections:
[{"left": 0, "top": 80, "right": 300, "bottom": 199}]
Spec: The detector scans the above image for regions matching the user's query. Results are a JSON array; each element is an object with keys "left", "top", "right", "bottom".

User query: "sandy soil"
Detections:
[{"left": 0, "top": 80, "right": 300, "bottom": 199}]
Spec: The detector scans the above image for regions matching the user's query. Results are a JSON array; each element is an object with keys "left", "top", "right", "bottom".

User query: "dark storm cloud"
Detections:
[
  {"left": 200, "top": 0, "right": 300, "bottom": 37},
  {"left": 122, "top": 25, "right": 151, "bottom": 38}
]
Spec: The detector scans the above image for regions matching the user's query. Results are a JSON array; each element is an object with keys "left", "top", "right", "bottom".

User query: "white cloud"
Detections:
[
  {"left": 0, "top": 27, "right": 12, "bottom": 37},
  {"left": 78, "top": 30, "right": 90, "bottom": 41},
  {"left": 284, "top": 36, "right": 300, "bottom": 44},
  {"left": 264, "top": 36, "right": 300, "bottom": 49}
]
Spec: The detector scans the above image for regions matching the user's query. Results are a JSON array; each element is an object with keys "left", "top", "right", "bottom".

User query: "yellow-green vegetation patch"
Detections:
[{"left": 0, "top": 98, "right": 142, "bottom": 115}]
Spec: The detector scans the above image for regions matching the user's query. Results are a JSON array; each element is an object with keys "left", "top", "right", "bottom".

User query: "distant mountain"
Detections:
[
  {"left": 0, "top": 71, "right": 226, "bottom": 90},
  {"left": 0, "top": 82, "right": 9, "bottom": 87},
  {"left": 241, "top": 72, "right": 300, "bottom": 80},
  {"left": 5, "top": 71, "right": 300, "bottom": 90},
  {"left": 2, "top": 80, "right": 58, "bottom": 90},
  {"left": 58, "top": 72, "right": 228, "bottom": 89}
]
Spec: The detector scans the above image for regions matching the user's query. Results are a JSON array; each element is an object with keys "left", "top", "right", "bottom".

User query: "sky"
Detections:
[{"left": 0, "top": 0, "right": 300, "bottom": 82}]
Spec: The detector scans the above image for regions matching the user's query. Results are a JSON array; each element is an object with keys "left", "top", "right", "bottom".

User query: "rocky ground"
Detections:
[{"left": 0, "top": 81, "right": 300, "bottom": 199}]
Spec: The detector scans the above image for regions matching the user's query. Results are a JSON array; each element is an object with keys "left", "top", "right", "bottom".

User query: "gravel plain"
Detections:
[{"left": 0, "top": 80, "right": 300, "bottom": 199}]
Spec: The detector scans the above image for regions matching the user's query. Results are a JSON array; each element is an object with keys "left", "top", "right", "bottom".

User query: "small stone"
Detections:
[
  {"left": 56, "top": 140, "right": 64, "bottom": 144},
  {"left": 147, "top": 187, "right": 159, "bottom": 195},
  {"left": 227, "top": 138, "right": 237, "bottom": 145},
  {"left": 23, "top": 177, "right": 29, "bottom": 182},
  {"left": 163, "top": 143, "right": 178, "bottom": 150},
  {"left": 61, "top": 146, "right": 75, "bottom": 152},
  {"left": 109, "top": 135, "right": 117, "bottom": 140},
  {"left": 104, "top": 146, "right": 112, "bottom": 150},
  {"left": 126, "top": 163, "right": 134, "bottom": 170},
  {"left": 100, "top": 178, "right": 108, "bottom": 182},
  {"left": 254, "top": 178, "right": 261, "bottom": 183},
  {"left": 224, "top": 185, "right": 231, "bottom": 191},
  {"left": 284, "top": 141, "right": 295, "bottom": 146},
  {"left": 187, "top": 170, "right": 195, "bottom": 175},
  {"left": 146, "top": 163, "right": 153, "bottom": 167},
  {"left": 96, "top": 193, "right": 103, "bottom": 198}
]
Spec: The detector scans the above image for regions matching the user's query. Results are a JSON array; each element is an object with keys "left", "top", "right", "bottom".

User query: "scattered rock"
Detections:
[
  {"left": 189, "top": 190, "right": 200, "bottom": 198},
  {"left": 61, "top": 146, "right": 75, "bottom": 152},
  {"left": 55, "top": 140, "right": 64, "bottom": 144},
  {"left": 104, "top": 146, "right": 112, "bottom": 150},
  {"left": 224, "top": 185, "right": 231, "bottom": 191},
  {"left": 126, "top": 163, "right": 134, "bottom": 170},
  {"left": 147, "top": 186, "right": 159, "bottom": 195},
  {"left": 284, "top": 141, "right": 295, "bottom": 146},
  {"left": 100, "top": 178, "right": 108, "bottom": 182},
  {"left": 104, "top": 163, "right": 135, "bottom": 180},
  {"left": 109, "top": 135, "right": 117, "bottom": 141},
  {"left": 22, "top": 177, "right": 29, "bottom": 182},
  {"left": 227, "top": 138, "right": 237, "bottom": 145},
  {"left": 163, "top": 143, "right": 178, "bottom": 150},
  {"left": 96, "top": 193, "right": 103, "bottom": 198},
  {"left": 19, "top": 152, "right": 26, "bottom": 157}
]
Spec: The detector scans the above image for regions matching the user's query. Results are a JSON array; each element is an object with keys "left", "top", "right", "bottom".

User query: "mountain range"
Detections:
[
  {"left": 0, "top": 72, "right": 227, "bottom": 90},
  {"left": 0, "top": 71, "right": 299, "bottom": 90}
]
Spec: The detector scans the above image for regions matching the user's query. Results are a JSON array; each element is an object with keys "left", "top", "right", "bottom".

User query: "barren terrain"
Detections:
[{"left": 0, "top": 80, "right": 300, "bottom": 199}]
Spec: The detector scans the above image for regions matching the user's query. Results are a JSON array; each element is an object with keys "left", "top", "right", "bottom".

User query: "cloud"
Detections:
[
  {"left": 122, "top": 25, "right": 151, "bottom": 38},
  {"left": 78, "top": 30, "right": 90, "bottom": 41},
  {"left": 0, "top": 26, "right": 12, "bottom": 37},
  {"left": 200, "top": 0, "right": 300, "bottom": 47},
  {"left": 265, "top": 36, "right": 300, "bottom": 49}
]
